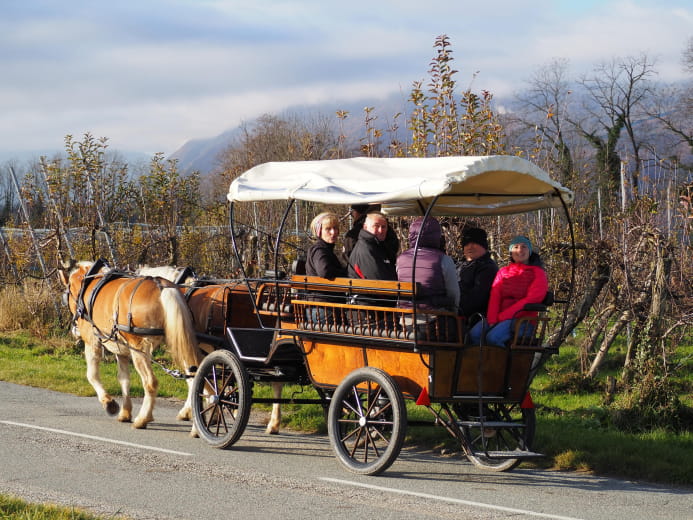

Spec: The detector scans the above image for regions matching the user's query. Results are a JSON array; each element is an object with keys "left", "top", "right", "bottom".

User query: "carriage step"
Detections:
[
  {"left": 470, "top": 449, "right": 544, "bottom": 459},
  {"left": 457, "top": 421, "right": 525, "bottom": 429}
]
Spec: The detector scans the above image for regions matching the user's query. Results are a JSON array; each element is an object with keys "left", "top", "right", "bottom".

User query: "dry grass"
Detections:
[{"left": 0, "top": 280, "right": 66, "bottom": 337}]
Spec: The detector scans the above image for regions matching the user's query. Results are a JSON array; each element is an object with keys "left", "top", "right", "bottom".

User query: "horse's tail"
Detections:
[{"left": 160, "top": 287, "right": 203, "bottom": 375}]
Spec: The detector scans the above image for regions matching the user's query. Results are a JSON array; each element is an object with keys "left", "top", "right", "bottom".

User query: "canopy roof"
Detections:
[{"left": 228, "top": 155, "right": 573, "bottom": 217}]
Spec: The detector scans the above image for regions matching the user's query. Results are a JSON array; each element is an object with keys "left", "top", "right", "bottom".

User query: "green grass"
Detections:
[
  {"left": 0, "top": 493, "right": 121, "bottom": 520},
  {"left": 1, "top": 331, "right": 691, "bottom": 486}
]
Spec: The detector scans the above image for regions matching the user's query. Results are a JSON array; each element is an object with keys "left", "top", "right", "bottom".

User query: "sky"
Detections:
[{"left": 1, "top": 0, "right": 691, "bottom": 161}]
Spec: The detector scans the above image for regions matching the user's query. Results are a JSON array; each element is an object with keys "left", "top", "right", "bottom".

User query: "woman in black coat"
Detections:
[{"left": 305, "top": 212, "right": 347, "bottom": 327}]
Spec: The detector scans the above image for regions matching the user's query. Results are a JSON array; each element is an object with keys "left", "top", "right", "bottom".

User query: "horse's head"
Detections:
[{"left": 59, "top": 260, "right": 109, "bottom": 313}]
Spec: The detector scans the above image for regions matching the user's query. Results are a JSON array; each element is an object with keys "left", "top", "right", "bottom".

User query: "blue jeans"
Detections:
[{"left": 468, "top": 319, "right": 534, "bottom": 347}]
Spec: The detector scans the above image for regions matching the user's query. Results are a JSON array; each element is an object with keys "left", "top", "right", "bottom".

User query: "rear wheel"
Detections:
[
  {"left": 192, "top": 350, "right": 251, "bottom": 449},
  {"left": 327, "top": 367, "right": 406, "bottom": 476},
  {"left": 456, "top": 402, "right": 536, "bottom": 472}
]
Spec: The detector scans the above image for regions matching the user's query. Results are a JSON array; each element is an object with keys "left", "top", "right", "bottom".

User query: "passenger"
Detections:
[
  {"left": 457, "top": 227, "right": 498, "bottom": 326},
  {"left": 347, "top": 211, "right": 397, "bottom": 281},
  {"left": 347, "top": 211, "right": 397, "bottom": 331},
  {"left": 468, "top": 235, "right": 548, "bottom": 347},
  {"left": 305, "top": 212, "right": 347, "bottom": 327},
  {"left": 306, "top": 212, "right": 347, "bottom": 279},
  {"left": 396, "top": 217, "right": 460, "bottom": 339},
  {"left": 343, "top": 204, "right": 399, "bottom": 265}
]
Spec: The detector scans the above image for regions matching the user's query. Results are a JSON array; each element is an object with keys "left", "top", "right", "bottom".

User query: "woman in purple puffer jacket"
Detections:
[
  {"left": 468, "top": 235, "right": 547, "bottom": 346},
  {"left": 397, "top": 217, "right": 460, "bottom": 339}
]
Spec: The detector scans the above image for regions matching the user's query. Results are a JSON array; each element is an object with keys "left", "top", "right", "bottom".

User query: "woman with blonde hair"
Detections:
[
  {"left": 306, "top": 212, "right": 347, "bottom": 279},
  {"left": 305, "top": 212, "right": 347, "bottom": 326}
]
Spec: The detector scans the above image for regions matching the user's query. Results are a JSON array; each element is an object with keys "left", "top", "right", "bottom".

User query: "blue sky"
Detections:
[{"left": 1, "top": 0, "right": 691, "bottom": 159}]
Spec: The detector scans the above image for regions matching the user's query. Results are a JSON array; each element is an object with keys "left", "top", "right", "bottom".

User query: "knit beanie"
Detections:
[
  {"left": 462, "top": 227, "right": 489, "bottom": 250},
  {"left": 509, "top": 235, "right": 532, "bottom": 254}
]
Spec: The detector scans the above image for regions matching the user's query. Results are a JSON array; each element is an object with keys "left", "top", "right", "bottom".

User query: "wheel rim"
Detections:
[
  {"left": 328, "top": 367, "right": 405, "bottom": 475},
  {"left": 192, "top": 351, "right": 250, "bottom": 448},
  {"left": 338, "top": 385, "right": 393, "bottom": 461}
]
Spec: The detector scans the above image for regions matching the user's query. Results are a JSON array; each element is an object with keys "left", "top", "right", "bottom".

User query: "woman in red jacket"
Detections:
[{"left": 468, "top": 235, "right": 548, "bottom": 346}]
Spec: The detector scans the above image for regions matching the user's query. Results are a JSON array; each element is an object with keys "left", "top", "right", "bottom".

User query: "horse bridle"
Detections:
[{"left": 64, "top": 259, "right": 109, "bottom": 327}]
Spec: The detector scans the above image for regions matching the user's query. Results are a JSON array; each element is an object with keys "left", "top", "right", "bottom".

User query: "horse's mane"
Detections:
[
  {"left": 74, "top": 259, "right": 113, "bottom": 275},
  {"left": 136, "top": 265, "right": 196, "bottom": 285}
]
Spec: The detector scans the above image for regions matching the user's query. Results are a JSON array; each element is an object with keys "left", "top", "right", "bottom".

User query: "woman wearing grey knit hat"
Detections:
[{"left": 467, "top": 235, "right": 548, "bottom": 346}]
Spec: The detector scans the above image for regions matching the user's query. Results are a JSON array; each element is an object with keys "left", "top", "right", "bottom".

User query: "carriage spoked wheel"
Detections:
[
  {"left": 191, "top": 350, "right": 251, "bottom": 449},
  {"left": 455, "top": 401, "right": 536, "bottom": 472},
  {"left": 327, "top": 367, "right": 406, "bottom": 476}
]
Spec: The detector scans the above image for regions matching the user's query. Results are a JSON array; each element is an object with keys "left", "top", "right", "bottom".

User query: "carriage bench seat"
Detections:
[{"left": 288, "top": 276, "right": 461, "bottom": 344}]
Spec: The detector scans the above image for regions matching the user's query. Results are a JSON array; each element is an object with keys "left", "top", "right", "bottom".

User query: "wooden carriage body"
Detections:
[{"left": 250, "top": 275, "right": 551, "bottom": 404}]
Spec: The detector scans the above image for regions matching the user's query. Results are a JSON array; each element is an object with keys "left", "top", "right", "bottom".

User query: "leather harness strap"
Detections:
[{"left": 74, "top": 264, "right": 166, "bottom": 338}]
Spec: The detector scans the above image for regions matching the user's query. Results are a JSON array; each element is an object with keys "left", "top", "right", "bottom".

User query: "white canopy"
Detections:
[{"left": 227, "top": 155, "right": 573, "bottom": 217}]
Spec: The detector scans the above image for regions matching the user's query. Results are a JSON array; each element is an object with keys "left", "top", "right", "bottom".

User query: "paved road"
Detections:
[{"left": 0, "top": 381, "right": 691, "bottom": 520}]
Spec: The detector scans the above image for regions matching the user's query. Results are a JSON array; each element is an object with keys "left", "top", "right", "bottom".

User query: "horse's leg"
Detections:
[
  {"left": 114, "top": 353, "right": 132, "bottom": 423},
  {"left": 266, "top": 382, "right": 283, "bottom": 435},
  {"left": 84, "top": 339, "right": 120, "bottom": 416},
  {"left": 130, "top": 348, "right": 157, "bottom": 429},
  {"left": 177, "top": 377, "right": 194, "bottom": 421}
]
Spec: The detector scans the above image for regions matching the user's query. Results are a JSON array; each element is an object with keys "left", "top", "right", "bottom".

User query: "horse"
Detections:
[
  {"left": 59, "top": 260, "right": 204, "bottom": 434},
  {"left": 136, "top": 264, "right": 285, "bottom": 435}
]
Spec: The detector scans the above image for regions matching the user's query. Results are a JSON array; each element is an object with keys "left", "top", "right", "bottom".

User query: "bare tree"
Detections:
[
  {"left": 511, "top": 58, "right": 577, "bottom": 185},
  {"left": 570, "top": 54, "right": 657, "bottom": 199}
]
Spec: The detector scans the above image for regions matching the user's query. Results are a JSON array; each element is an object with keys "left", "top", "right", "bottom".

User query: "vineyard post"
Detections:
[
  {"left": 8, "top": 166, "right": 50, "bottom": 280},
  {"left": 39, "top": 158, "right": 75, "bottom": 262},
  {"left": 85, "top": 166, "right": 118, "bottom": 266},
  {"left": 0, "top": 227, "right": 21, "bottom": 286}
]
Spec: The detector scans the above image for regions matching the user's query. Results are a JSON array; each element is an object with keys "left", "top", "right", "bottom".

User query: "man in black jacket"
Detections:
[
  {"left": 457, "top": 227, "right": 498, "bottom": 325},
  {"left": 347, "top": 212, "right": 398, "bottom": 280},
  {"left": 343, "top": 204, "right": 399, "bottom": 264}
]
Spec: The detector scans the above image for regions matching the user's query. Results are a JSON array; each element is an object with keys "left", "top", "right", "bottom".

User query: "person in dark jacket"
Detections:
[
  {"left": 306, "top": 212, "right": 347, "bottom": 279},
  {"left": 347, "top": 212, "right": 397, "bottom": 281},
  {"left": 468, "top": 235, "right": 548, "bottom": 346},
  {"left": 347, "top": 212, "right": 398, "bottom": 330},
  {"left": 343, "top": 204, "right": 399, "bottom": 264},
  {"left": 456, "top": 227, "right": 498, "bottom": 325},
  {"left": 305, "top": 212, "right": 347, "bottom": 326},
  {"left": 397, "top": 217, "right": 460, "bottom": 340}
]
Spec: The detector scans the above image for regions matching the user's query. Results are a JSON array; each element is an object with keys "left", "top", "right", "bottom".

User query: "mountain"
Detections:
[
  {"left": 168, "top": 126, "right": 244, "bottom": 175},
  {"left": 167, "top": 94, "right": 410, "bottom": 175}
]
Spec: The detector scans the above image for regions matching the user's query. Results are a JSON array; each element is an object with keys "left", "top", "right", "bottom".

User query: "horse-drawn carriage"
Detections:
[
  {"left": 61, "top": 155, "right": 574, "bottom": 476},
  {"left": 189, "top": 155, "right": 575, "bottom": 475}
]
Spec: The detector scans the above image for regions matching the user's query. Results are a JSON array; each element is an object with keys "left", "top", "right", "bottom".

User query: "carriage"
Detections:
[{"left": 184, "top": 155, "right": 575, "bottom": 476}]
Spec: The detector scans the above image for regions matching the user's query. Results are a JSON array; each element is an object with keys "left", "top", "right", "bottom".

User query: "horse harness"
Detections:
[{"left": 71, "top": 260, "right": 167, "bottom": 342}]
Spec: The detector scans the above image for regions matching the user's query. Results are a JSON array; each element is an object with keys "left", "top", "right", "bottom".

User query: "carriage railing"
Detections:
[{"left": 255, "top": 276, "right": 462, "bottom": 346}]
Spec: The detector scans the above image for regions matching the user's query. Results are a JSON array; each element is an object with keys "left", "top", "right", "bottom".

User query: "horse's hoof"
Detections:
[
  {"left": 266, "top": 429, "right": 280, "bottom": 435},
  {"left": 132, "top": 418, "right": 150, "bottom": 429},
  {"left": 105, "top": 400, "right": 120, "bottom": 416}
]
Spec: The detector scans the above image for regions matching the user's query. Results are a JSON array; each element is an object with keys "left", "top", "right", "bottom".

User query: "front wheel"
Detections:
[
  {"left": 191, "top": 350, "right": 251, "bottom": 449},
  {"left": 327, "top": 367, "right": 406, "bottom": 476}
]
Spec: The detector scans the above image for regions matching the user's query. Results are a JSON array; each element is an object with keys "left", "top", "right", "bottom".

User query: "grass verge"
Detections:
[{"left": 0, "top": 493, "right": 121, "bottom": 520}]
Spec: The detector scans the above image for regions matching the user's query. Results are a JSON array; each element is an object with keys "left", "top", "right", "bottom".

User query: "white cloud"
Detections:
[{"left": 0, "top": 0, "right": 690, "bottom": 157}]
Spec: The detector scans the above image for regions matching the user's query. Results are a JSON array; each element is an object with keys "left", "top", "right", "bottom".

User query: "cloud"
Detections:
[{"left": 0, "top": 0, "right": 690, "bottom": 158}]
